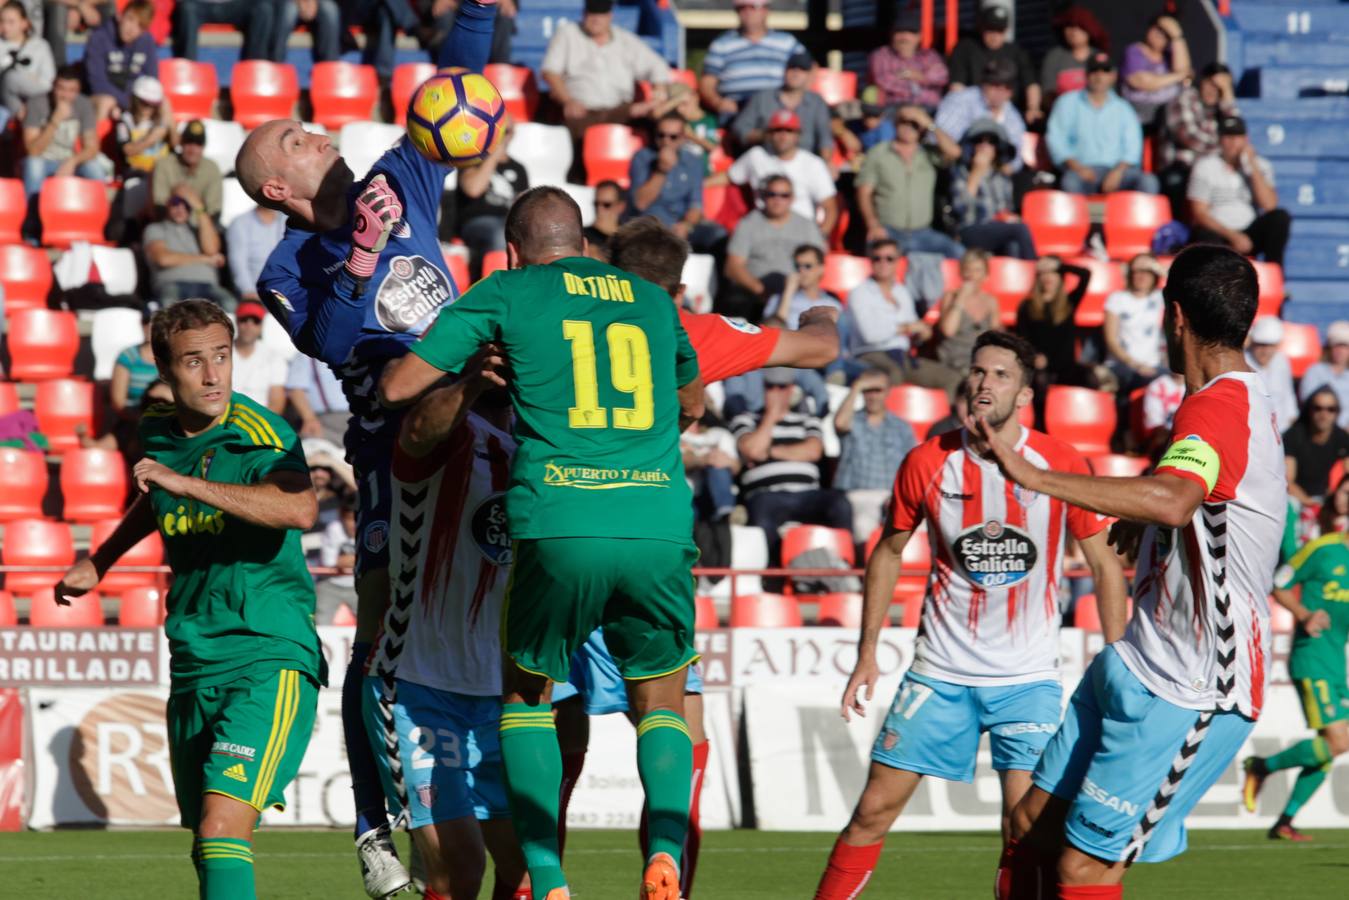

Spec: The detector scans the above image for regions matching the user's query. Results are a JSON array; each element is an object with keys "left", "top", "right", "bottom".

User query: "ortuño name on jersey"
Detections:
[
  {"left": 377, "top": 255, "right": 454, "bottom": 333},
  {"left": 952, "top": 521, "right": 1038, "bottom": 589}
]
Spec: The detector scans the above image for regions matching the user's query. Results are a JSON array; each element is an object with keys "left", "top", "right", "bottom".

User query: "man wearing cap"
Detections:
[
  {"left": 935, "top": 57, "right": 1026, "bottom": 175},
  {"left": 951, "top": 118, "right": 1036, "bottom": 259},
  {"left": 152, "top": 118, "right": 224, "bottom": 223},
  {"left": 1187, "top": 114, "right": 1290, "bottom": 266},
  {"left": 1046, "top": 52, "right": 1160, "bottom": 196},
  {"left": 858, "top": 103, "right": 963, "bottom": 257},
  {"left": 84, "top": 0, "right": 158, "bottom": 120},
  {"left": 732, "top": 49, "right": 834, "bottom": 156},
  {"left": 1246, "top": 316, "right": 1298, "bottom": 432},
  {"left": 1160, "top": 62, "right": 1239, "bottom": 216},
  {"left": 143, "top": 185, "right": 234, "bottom": 309},
  {"left": 231, "top": 300, "right": 289, "bottom": 412},
  {"left": 700, "top": 0, "right": 806, "bottom": 119},
  {"left": 867, "top": 8, "right": 949, "bottom": 109},
  {"left": 1300, "top": 321, "right": 1349, "bottom": 430},
  {"left": 729, "top": 108, "right": 838, "bottom": 235},
  {"left": 948, "top": 3, "right": 1041, "bottom": 123}
]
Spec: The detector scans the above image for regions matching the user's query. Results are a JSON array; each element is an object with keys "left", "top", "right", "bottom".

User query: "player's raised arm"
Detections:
[
  {"left": 1079, "top": 528, "right": 1129, "bottom": 642},
  {"left": 398, "top": 344, "right": 508, "bottom": 452},
  {"left": 843, "top": 521, "right": 914, "bottom": 722},
  {"left": 133, "top": 458, "right": 318, "bottom": 532},
  {"left": 764, "top": 305, "right": 840, "bottom": 370},
  {"left": 55, "top": 494, "right": 158, "bottom": 604}
]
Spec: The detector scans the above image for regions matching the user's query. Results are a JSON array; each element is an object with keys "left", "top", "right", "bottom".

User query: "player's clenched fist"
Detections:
[{"left": 347, "top": 174, "right": 404, "bottom": 278}]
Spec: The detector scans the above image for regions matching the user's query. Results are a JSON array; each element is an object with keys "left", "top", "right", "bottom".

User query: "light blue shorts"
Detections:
[
  {"left": 1033, "top": 645, "right": 1255, "bottom": 864},
  {"left": 552, "top": 628, "right": 704, "bottom": 715},
  {"left": 871, "top": 671, "right": 1062, "bottom": 782},
  {"left": 362, "top": 675, "right": 508, "bottom": 828}
]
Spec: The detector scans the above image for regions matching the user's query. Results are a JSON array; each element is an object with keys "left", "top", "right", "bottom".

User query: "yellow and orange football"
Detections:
[{"left": 405, "top": 67, "right": 507, "bottom": 167}]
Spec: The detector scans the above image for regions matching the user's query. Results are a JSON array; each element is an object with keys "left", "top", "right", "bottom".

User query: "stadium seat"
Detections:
[
  {"left": 442, "top": 251, "right": 470, "bottom": 290},
  {"left": 1102, "top": 192, "right": 1171, "bottom": 260},
  {"left": 0, "top": 590, "right": 15, "bottom": 626},
  {"left": 729, "top": 593, "right": 802, "bottom": 628},
  {"left": 821, "top": 253, "right": 872, "bottom": 297},
  {"left": 1251, "top": 261, "right": 1285, "bottom": 318},
  {"left": 582, "top": 124, "right": 643, "bottom": 187},
  {"left": 483, "top": 63, "right": 540, "bottom": 124},
  {"left": 695, "top": 594, "right": 718, "bottom": 629},
  {"left": 510, "top": 122, "right": 572, "bottom": 187},
  {"left": 60, "top": 449, "right": 128, "bottom": 522},
  {"left": 1088, "top": 454, "right": 1149, "bottom": 478},
  {"left": 117, "top": 587, "right": 165, "bottom": 627},
  {"left": 90, "top": 307, "right": 144, "bottom": 381},
  {"left": 230, "top": 61, "right": 300, "bottom": 130},
  {"left": 5, "top": 309, "right": 79, "bottom": 381},
  {"left": 38, "top": 177, "right": 110, "bottom": 248},
  {"left": 1022, "top": 191, "right": 1090, "bottom": 256},
  {"left": 159, "top": 58, "right": 218, "bottom": 122},
  {"left": 0, "top": 178, "right": 24, "bottom": 243},
  {"left": 781, "top": 525, "right": 856, "bottom": 569},
  {"left": 310, "top": 62, "right": 379, "bottom": 130},
  {"left": 809, "top": 68, "right": 857, "bottom": 105},
  {"left": 1065, "top": 256, "right": 1125, "bottom": 328},
  {"left": 668, "top": 68, "right": 698, "bottom": 92},
  {"left": 1279, "top": 322, "right": 1322, "bottom": 378},
  {"left": 0, "top": 447, "right": 48, "bottom": 521},
  {"left": 220, "top": 177, "right": 254, "bottom": 229},
  {"left": 28, "top": 587, "right": 102, "bottom": 627},
  {"left": 681, "top": 252, "right": 716, "bottom": 314},
  {"left": 90, "top": 519, "right": 165, "bottom": 593},
  {"left": 0, "top": 383, "right": 16, "bottom": 416},
  {"left": 1073, "top": 594, "right": 1102, "bottom": 631},
  {"left": 885, "top": 385, "right": 949, "bottom": 441},
  {"left": 559, "top": 182, "right": 596, "bottom": 226},
  {"left": 900, "top": 594, "right": 923, "bottom": 627},
  {"left": 339, "top": 121, "right": 404, "bottom": 180},
  {"left": 817, "top": 592, "right": 863, "bottom": 628},
  {"left": 481, "top": 250, "right": 508, "bottom": 278},
  {"left": 196, "top": 119, "right": 246, "bottom": 176},
  {"left": 983, "top": 257, "right": 1037, "bottom": 326},
  {"left": 1, "top": 519, "right": 74, "bottom": 595},
  {"left": 392, "top": 61, "right": 438, "bottom": 125},
  {"left": 1269, "top": 600, "right": 1296, "bottom": 634},
  {"left": 34, "top": 379, "right": 96, "bottom": 453},
  {"left": 1127, "top": 387, "right": 1150, "bottom": 446},
  {"left": 1045, "top": 385, "right": 1116, "bottom": 455}
]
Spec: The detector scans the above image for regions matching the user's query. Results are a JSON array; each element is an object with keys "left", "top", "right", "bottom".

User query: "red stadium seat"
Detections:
[
  {"left": 90, "top": 519, "right": 165, "bottom": 593},
  {"left": 60, "top": 449, "right": 128, "bottom": 522},
  {"left": 1251, "top": 261, "right": 1284, "bottom": 318},
  {"left": 34, "top": 379, "right": 96, "bottom": 453},
  {"left": 730, "top": 593, "right": 802, "bottom": 628},
  {"left": 1128, "top": 387, "right": 1150, "bottom": 446},
  {"left": 809, "top": 68, "right": 857, "bottom": 105},
  {"left": 481, "top": 250, "right": 508, "bottom": 278},
  {"left": 702, "top": 182, "right": 728, "bottom": 221},
  {"left": 885, "top": 385, "right": 950, "bottom": 441},
  {"left": 0, "top": 178, "right": 25, "bottom": 243},
  {"left": 442, "top": 251, "right": 470, "bottom": 290},
  {"left": 1269, "top": 600, "right": 1295, "bottom": 634},
  {"left": 310, "top": 61, "right": 379, "bottom": 130},
  {"left": 582, "top": 124, "right": 643, "bottom": 187},
  {"left": 392, "top": 61, "right": 438, "bottom": 125},
  {"left": 158, "top": 58, "right": 218, "bottom": 122},
  {"left": 483, "top": 63, "right": 540, "bottom": 124},
  {"left": 1046, "top": 386, "right": 1116, "bottom": 454},
  {"left": 821, "top": 253, "right": 871, "bottom": 297},
  {"left": 695, "top": 594, "right": 718, "bottom": 629},
  {"left": 28, "top": 587, "right": 102, "bottom": 627},
  {"left": 900, "top": 594, "right": 923, "bottom": 627},
  {"left": 6, "top": 309, "right": 79, "bottom": 380},
  {"left": 1065, "top": 256, "right": 1125, "bottom": 328},
  {"left": 1073, "top": 594, "right": 1102, "bottom": 631},
  {"left": 0, "top": 383, "right": 16, "bottom": 416},
  {"left": 0, "top": 244, "right": 55, "bottom": 313},
  {"left": 817, "top": 592, "right": 863, "bottom": 628},
  {"left": 1088, "top": 453, "right": 1149, "bottom": 477},
  {"left": 897, "top": 525, "right": 930, "bottom": 601},
  {"left": 668, "top": 68, "right": 698, "bottom": 92},
  {"left": 0, "top": 448, "right": 48, "bottom": 521},
  {"left": 230, "top": 61, "right": 300, "bottom": 130},
  {"left": 117, "top": 587, "right": 165, "bottom": 627},
  {"left": 781, "top": 525, "right": 855, "bottom": 568},
  {"left": 0, "top": 590, "right": 15, "bottom": 626},
  {"left": 1022, "top": 191, "right": 1089, "bottom": 256},
  {"left": 39, "top": 177, "right": 110, "bottom": 248},
  {"left": 1, "top": 519, "right": 74, "bottom": 595},
  {"left": 984, "top": 257, "right": 1037, "bottom": 326},
  {"left": 1102, "top": 192, "right": 1171, "bottom": 260},
  {"left": 1279, "top": 322, "right": 1322, "bottom": 378}
]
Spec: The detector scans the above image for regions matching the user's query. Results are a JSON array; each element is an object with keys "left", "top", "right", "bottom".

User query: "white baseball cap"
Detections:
[
  {"left": 1328, "top": 320, "right": 1349, "bottom": 347},
  {"left": 132, "top": 75, "right": 164, "bottom": 105},
  {"left": 1249, "top": 316, "right": 1283, "bottom": 346}
]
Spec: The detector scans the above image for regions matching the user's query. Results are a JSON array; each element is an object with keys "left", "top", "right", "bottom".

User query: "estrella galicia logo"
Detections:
[
  {"left": 374, "top": 254, "right": 453, "bottom": 333},
  {"left": 951, "top": 520, "right": 1038, "bottom": 589},
  {"left": 363, "top": 519, "right": 389, "bottom": 554},
  {"left": 470, "top": 493, "right": 512, "bottom": 565}
]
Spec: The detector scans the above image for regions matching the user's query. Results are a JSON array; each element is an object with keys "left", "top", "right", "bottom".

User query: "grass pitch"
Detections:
[{"left": 3, "top": 828, "right": 1347, "bottom": 897}]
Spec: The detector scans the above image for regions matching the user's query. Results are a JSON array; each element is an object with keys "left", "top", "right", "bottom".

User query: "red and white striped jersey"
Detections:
[
  {"left": 1116, "top": 372, "right": 1285, "bottom": 719},
  {"left": 369, "top": 412, "right": 516, "bottom": 697},
  {"left": 890, "top": 427, "right": 1108, "bottom": 686}
]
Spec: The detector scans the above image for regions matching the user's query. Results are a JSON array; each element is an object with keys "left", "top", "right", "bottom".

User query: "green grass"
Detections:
[{"left": 3, "top": 828, "right": 1348, "bottom": 897}]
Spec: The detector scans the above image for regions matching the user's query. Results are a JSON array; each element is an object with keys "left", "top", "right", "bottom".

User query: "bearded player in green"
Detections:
[
  {"left": 56, "top": 300, "right": 325, "bottom": 899},
  {"left": 1243, "top": 474, "right": 1349, "bottom": 841},
  {"left": 380, "top": 186, "right": 705, "bottom": 900}
]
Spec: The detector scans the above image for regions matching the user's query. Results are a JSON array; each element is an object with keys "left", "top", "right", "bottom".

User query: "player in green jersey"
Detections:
[
  {"left": 55, "top": 300, "right": 325, "bottom": 900},
  {"left": 1243, "top": 474, "right": 1349, "bottom": 841},
  {"left": 380, "top": 186, "right": 705, "bottom": 900}
]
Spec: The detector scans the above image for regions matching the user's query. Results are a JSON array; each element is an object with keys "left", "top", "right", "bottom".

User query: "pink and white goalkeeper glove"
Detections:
[{"left": 346, "top": 174, "right": 404, "bottom": 279}]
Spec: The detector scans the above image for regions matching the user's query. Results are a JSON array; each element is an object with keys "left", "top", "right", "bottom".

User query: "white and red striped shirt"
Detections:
[
  {"left": 1117, "top": 372, "right": 1285, "bottom": 719},
  {"left": 890, "top": 427, "right": 1107, "bottom": 686}
]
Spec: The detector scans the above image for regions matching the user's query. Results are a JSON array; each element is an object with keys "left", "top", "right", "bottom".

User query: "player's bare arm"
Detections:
[
  {"left": 764, "top": 305, "right": 841, "bottom": 370},
  {"left": 133, "top": 459, "right": 318, "bottom": 531},
  {"left": 400, "top": 345, "right": 509, "bottom": 455},
  {"left": 1272, "top": 585, "right": 1331, "bottom": 637},
  {"left": 678, "top": 373, "right": 706, "bottom": 431},
  {"left": 55, "top": 494, "right": 158, "bottom": 605},
  {"left": 842, "top": 523, "right": 914, "bottom": 722},
  {"left": 379, "top": 350, "right": 452, "bottom": 407},
  {"left": 1079, "top": 528, "right": 1130, "bottom": 643}
]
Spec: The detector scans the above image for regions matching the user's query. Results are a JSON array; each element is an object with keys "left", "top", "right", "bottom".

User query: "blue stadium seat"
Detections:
[
  {"left": 1269, "top": 160, "right": 1349, "bottom": 218},
  {"left": 1231, "top": 2, "right": 1349, "bottom": 39},
  {"left": 1253, "top": 66, "right": 1349, "bottom": 101},
  {"left": 1283, "top": 219, "right": 1349, "bottom": 280}
]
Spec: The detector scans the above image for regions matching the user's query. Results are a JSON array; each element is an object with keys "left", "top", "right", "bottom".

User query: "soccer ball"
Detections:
[{"left": 405, "top": 67, "right": 506, "bottom": 168}]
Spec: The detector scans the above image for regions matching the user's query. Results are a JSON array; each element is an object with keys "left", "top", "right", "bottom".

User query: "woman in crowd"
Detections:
[
  {"left": 1039, "top": 5, "right": 1109, "bottom": 113},
  {"left": 1120, "top": 13, "right": 1191, "bottom": 123},
  {"left": 950, "top": 119, "right": 1037, "bottom": 260},
  {"left": 0, "top": 0, "right": 54, "bottom": 122},
  {"left": 933, "top": 249, "right": 1001, "bottom": 380},
  {"left": 1015, "top": 255, "right": 1098, "bottom": 421},
  {"left": 1285, "top": 386, "right": 1349, "bottom": 509},
  {"left": 1102, "top": 253, "right": 1166, "bottom": 395}
]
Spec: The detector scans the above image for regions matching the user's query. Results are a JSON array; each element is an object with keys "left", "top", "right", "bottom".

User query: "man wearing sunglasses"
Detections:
[
  {"left": 722, "top": 174, "right": 825, "bottom": 321},
  {"left": 630, "top": 112, "right": 726, "bottom": 254},
  {"left": 1297, "top": 321, "right": 1349, "bottom": 430},
  {"left": 857, "top": 103, "right": 963, "bottom": 258}
]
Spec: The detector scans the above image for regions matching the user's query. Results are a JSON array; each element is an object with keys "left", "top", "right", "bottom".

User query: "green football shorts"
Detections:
[
  {"left": 503, "top": 537, "right": 699, "bottom": 684},
  {"left": 1295, "top": 675, "right": 1349, "bottom": 730},
  {"left": 167, "top": 668, "right": 319, "bottom": 829}
]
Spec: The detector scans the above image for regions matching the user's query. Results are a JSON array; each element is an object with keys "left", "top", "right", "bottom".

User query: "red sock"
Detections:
[
  {"left": 814, "top": 836, "right": 883, "bottom": 899},
  {"left": 995, "top": 839, "right": 1019, "bottom": 900},
  {"left": 557, "top": 750, "right": 586, "bottom": 860},
  {"left": 996, "top": 838, "right": 1054, "bottom": 900},
  {"left": 682, "top": 739, "right": 709, "bottom": 897},
  {"left": 1057, "top": 886, "right": 1122, "bottom": 899}
]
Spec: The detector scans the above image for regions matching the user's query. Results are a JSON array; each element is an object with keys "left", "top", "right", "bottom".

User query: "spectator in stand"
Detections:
[
  {"left": 110, "top": 307, "right": 159, "bottom": 425},
  {"left": 732, "top": 49, "right": 833, "bottom": 156},
  {"left": 1016, "top": 256, "right": 1098, "bottom": 405},
  {"left": 833, "top": 366, "right": 917, "bottom": 544},
  {"left": 763, "top": 244, "right": 841, "bottom": 330},
  {"left": 1285, "top": 387, "right": 1349, "bottom": 506},
  {"left": 151, "top": 119, "right": 223, "bottom": 223},
  {"left": 950, "top": 118, "right": 1036, "bottom": 259},
  {"left": 700, "top": 0, "right": 805, "bottom": 119},
  {"left": 1046, "top": 51, "right": 1159, "bottom": 195},
  {"left": 83, "top": 0, "right": 156, "bottom": 120},
  {"left": 272, "top": 0, "right": 340, "bottom": 64},
  {"left": 1300, "top": 320, "right": 1349, "bottom": 428},
  {"left": 857, "top": 103, "right": 962, "bottom": 258},
  {"left": 1187, "top": 114, "right": 1290, "bottom": 266},
  {"left": 1120, "top": 13, "right": 1191, "bottom": 125},
  {"left": 21, "top": 64, "right": 110, "bottom": 214},
  {"left": 226, "top": 204, "right": 287, "bottom": 300},
  {"left": 143, "top": 189, "right": 234, "bottom": 308},
  {"left": 0, "top": 1, "right": 53, "bottom": 124},
  {"left": 286, "top": 352, "right": 348, "bottom": 445},
  {"left": 929, "top": 378, "right": 970, "bottom": 436},
  {"left": 728, "top": 108, "right": 838, "bottom": 234},
  {"left": 732, "top": 365, "right": 853, "bottom": 566},
  {"left": 172, "top": 0, "right": 278, "bottom": 63},
  {"left": 43, "top": 1, "right": 104, "bottom": 67},
  {"left": 1246, "top": 316, "right": 1298, "bottom": 433},
  {"left": 866, "top": 7, "right": 948, "bottom": 110},
  {"left": 314, "top": 493, "right": 358, "bottom": 623},
  {"left": 629, "top": 112, "right": 724, "bottom": 254},
  {"left": 540, "top": 0, "right": 669, "bottom": 139},
  {"left": 947, "top": 4, "right": 1041, "bottom": 124},
  {"left": 1159, "top": 62, "right": 1238, "bottom": 218},
  {"left": 1038, "top": 5, "right": 1108, "bottom": 114},
  {"left": 935, "top": 56, "right": 1027, "bottom": 202},
  {"left": 682, "top": 411, "right": 739, "bottom": 537},
  {"left": 930, "top": 248, "right": 999, "bottom": 391},
  {"left": 452, "top": 116, "right": 527, "bottom": 277},
  {"left": 658, "top": 81, "right": 721, "bottom": 172},
  {"left": 231, "top": 300, "right": 288, "bottom": 412},
  {"left": 582, "top": 179, "right": 626, "bottom": 261},
  {"left": 722, "top": 174, "right": 824, "bottom": 321},
  {"left": 1102, "top": 253, "right": 1166, "bottom": 395},
  {"left": 112, "top": 75, "right": 173, "bottom": 239},
  {"left": 1140, "top": 370, "right": 1185, "bottom": 455}
]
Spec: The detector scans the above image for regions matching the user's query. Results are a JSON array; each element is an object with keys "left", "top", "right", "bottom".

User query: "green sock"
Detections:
[
  {"left": 499, "top": 702, "right": 566, "bottom": 898},
  {"left": 193, "top": 837, "right": 255, "bottom": 900},
  {"left": 635, "top": 709, "right": 693, "bottom": 867},
  {"left": 1284, "top": 762, "right": 1333, "bottom": 818},
  {"left": 1265, "top": 736, "right": 1331, "bottom": 773}
]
